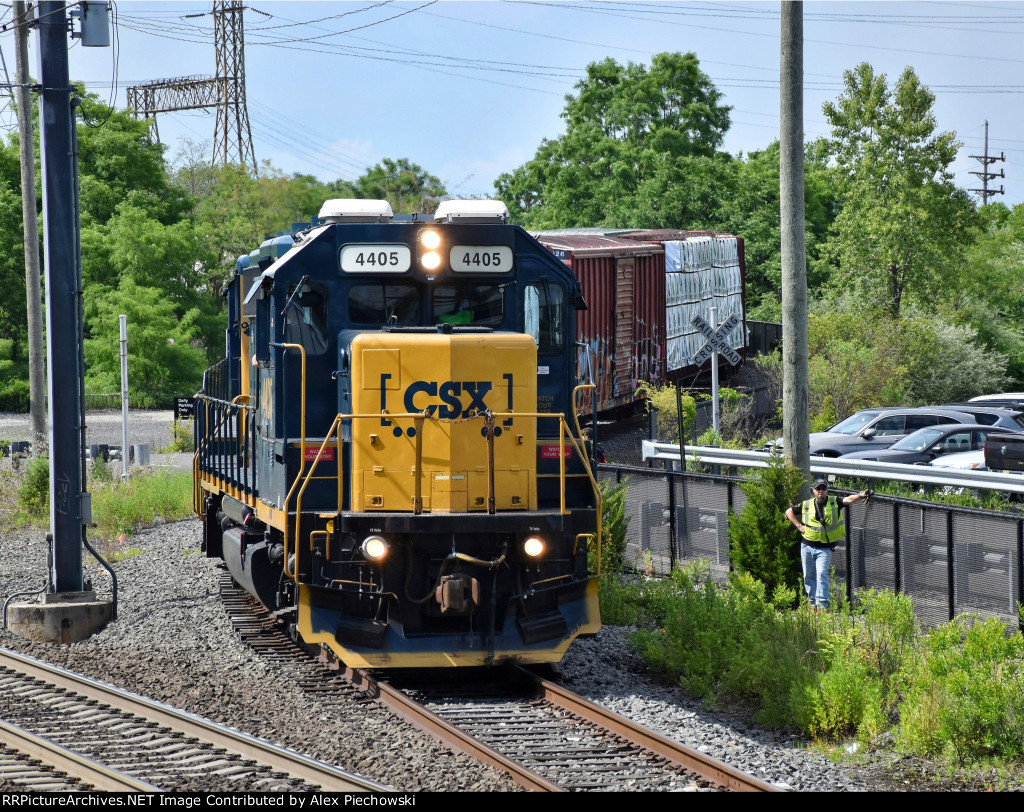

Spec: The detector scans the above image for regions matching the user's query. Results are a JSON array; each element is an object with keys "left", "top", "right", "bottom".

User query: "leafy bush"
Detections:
[
  {"left": 598, "top": 478, "right": 630, "bottom": 573},
  {"left": 17, "top": 457, "right": 49, "bottom": 520},
  {"left": 164, "top": 418, "right": 195, "bottom": 453},
  {"left": 636, "top": 380, "right": 696, "bottom": 443},
  {"left": 899, "top": 615, "right": 1024, "bottom": 764},
  {"left": 728, "top": 453, "right": 805, "bottom": 598}
]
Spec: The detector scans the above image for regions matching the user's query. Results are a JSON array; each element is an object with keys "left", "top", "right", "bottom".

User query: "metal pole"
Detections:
[
  {"left": 38, "top": 1, "right": 85, "bottom": 593},
  {"left": 14, "top": 1, "right": 47, "bottom": 457},
  {"left": 710, "top": 306, "right": 720, "bottom": 436},
  {"left": 674, "top": 382, "right": 687, "bottom": 472},
  {"left": 120, "top": 315, "right": 129, "bottom": 480}
]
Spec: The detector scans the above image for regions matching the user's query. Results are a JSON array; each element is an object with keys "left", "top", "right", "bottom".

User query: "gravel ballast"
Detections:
[
  {"left": 0, "top": 409, "right": 901, "bottom": 792},
  {"left": 0, "top": 519, "right": 885, "bottom": 792}
]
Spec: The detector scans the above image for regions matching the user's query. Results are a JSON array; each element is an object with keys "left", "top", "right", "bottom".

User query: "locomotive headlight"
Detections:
[
  {"left": 361, "top": 535, "right": 390, "bottom": 562},
  {"left": 420, "top": 230, "right": 441, "bottom": 250},
  {"left": 522, "top": 536, "right": 546, "bottom": 559},
  {"left": 421, "top": 251, "right": 442, "bottom": 271}
]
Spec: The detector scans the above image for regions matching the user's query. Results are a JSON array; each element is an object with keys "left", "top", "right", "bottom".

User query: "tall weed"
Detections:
[
  {"left": 88, "top": 468, "right": 193, "bottom": 542},
  {"left": 900, "top": 616, "right": 1024, "bottom": 764}
]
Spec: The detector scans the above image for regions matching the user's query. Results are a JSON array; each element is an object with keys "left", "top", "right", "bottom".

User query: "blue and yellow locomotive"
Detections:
[{"left": 194, "top": 199, "right": 602, "bottom": 668}]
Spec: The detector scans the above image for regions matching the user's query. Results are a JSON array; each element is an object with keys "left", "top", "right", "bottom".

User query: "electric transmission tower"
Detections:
[
  {"left": 969, "top": 120, "right": 1005, "bottom": 206},
  {"left": 126, "top": 1, "right": 255, "bottom": 173}
]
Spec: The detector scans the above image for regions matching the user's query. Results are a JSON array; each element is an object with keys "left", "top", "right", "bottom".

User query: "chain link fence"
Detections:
[{"left": 599, "top": 463, "right": 1023, "bottom": 630}]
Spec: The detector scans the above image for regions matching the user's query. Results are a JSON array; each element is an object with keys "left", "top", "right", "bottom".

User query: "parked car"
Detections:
[
  {"left": 838, "top": 424, "right": 1019, "bottom": 464},
  {"left": 939, "top": 403, "right": 1024, "bottom": 430},
  {"left": 928, "top": 448, "right": 986, "bottom": 470},
  {"left": 969, "top": 393, "right": 1024, "bottom": 403},
  {"left": 984, "top": 433, "right": 1024, "bottom": 472},
  {"left": 767, "top": 406, "right": 993, "bottom": 457}
]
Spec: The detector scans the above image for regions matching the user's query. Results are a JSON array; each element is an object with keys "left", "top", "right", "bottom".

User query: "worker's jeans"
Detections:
[{"left": 800, "top": 543, "right": 833, "bottom": 609}]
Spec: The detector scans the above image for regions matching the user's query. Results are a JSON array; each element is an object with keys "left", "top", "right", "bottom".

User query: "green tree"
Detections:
[
  {"left": 719, "top": 141, "right": 838, "bottom": 312},
  {"left": 83, "top": 278, "right": 207, "bottom": 408},
  {"left": 495, "top": 52, "right": 732, "bottom": 228},
  {"left": 818, "top": 63, "right": 976, "bottom": 316},
  {"left": 953, "top": 203, "right": 1024, "bottom": 384},
  {"left": 728, "top": 454, "right": 806, "bottom": 597},
  {"left": 356, "top": 157, "right": 445, "bottom": 215},
  {"left": 74, "top": 91, "right": 190, "bottom": 227}
]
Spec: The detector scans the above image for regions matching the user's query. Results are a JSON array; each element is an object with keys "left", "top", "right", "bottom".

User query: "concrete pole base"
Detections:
[{"left": 7, "top": 591, "right": 114, "bottom": 643}]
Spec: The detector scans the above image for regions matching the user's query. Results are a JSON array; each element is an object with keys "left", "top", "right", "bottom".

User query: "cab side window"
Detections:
[
  {"left": 254, "top": 292, "right": 271, "bottom": 363},
  {"left": 524, "top": 282, "right": 564, "bottom": 355},
  {"left": 283, "top": 283, "right": 329, "bottom": 355}
]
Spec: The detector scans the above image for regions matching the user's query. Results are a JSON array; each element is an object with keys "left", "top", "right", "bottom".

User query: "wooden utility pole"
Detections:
[
  {"left": 13, "top": 0, "right": 46, "bottom": 455},
  {"left": 780, "top": 1, "right": 810, "bottom": 491}
]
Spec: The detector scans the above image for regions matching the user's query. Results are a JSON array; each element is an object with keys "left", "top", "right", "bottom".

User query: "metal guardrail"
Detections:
[{"left": 640, "top": 441, "right": 1024, "bottom": 494}]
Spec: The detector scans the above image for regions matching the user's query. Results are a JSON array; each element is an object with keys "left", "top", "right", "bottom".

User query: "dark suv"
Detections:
[{"left": 767, "top": 406, "right": 1007, "bottom": 457}]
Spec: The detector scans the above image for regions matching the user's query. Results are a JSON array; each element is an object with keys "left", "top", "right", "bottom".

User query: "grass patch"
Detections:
[
  {"left": 89, "top": 467, "right": 193, "bottom": 542},
  {"left": 599, "top": 569, "right": 1024, "bottom": 780},
  {"left": 0, "top": 458, "right": 194, "bottom": 553}
]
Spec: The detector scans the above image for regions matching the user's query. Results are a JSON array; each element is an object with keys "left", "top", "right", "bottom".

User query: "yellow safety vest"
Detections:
[{"left": 801, "top": 496, "right": 845, "bottom": 546}]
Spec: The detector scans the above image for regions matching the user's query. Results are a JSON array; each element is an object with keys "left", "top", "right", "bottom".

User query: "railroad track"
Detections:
[
  {"left": 219, "top": 575, "right": 777, "bottom": 792},
  {"left": 0, "top": 647, "right": 391, "bottom": 793}
]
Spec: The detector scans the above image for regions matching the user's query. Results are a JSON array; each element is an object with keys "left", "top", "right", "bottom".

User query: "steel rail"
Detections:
[
  {"left": 0, "top": 719, "right": 163, "bottom": 792},
  {"left": 341, "top": 666, "right": 563, "bottom": 792},
  {"left": 512, "top": 665, "right": 778, "bottom": 792},
  {"left": 0, "top": 647, "right": 391, "bottom": 792}
]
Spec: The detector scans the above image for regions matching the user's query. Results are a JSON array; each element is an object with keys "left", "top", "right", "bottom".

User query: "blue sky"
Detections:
[{"left": 3, "top": 0, "right": 1024, "bottom": 209}]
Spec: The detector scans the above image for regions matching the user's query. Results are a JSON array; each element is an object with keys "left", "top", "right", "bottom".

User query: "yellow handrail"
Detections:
[{"left": 282, "top": 404, "right": 603, "bottom": 583}]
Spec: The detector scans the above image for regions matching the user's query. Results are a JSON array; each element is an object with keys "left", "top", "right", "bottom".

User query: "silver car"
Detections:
[{"left": 767, "top": 406, "right": 1000, "bottom": 457}]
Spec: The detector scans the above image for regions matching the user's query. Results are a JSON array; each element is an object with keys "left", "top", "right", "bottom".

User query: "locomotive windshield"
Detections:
[
  {"left": 349, "top": 282, "right": 421, "bottom": 325},
  {"left": 433, "top": 281, "right": 504, "bottom": 327}
]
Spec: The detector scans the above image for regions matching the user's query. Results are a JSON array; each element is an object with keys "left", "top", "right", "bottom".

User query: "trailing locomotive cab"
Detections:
[{"left": 194, "top": 199, "right": 602, "bottom": 668}]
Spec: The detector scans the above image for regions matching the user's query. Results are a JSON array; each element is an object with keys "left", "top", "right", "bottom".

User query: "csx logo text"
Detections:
[{"left": 403, "top": 380, "right": 492, "bottom": 418}]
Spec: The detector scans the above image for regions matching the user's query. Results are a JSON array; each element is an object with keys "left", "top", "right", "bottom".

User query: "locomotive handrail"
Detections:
[
  {"left": 290, "top": 414, "right": 345, "bottom": 583},
  {"left": 284, "top": 409, "right": 600, "bottom": 585},
  {"left": 572, "top": 383, "right": 603, "bottom": 573},
  {"left": 277, "top": 342, "right": 307, "bottom": 579},
  {"left": 193, "top": 393, "right": 254, "bottom": 515}
]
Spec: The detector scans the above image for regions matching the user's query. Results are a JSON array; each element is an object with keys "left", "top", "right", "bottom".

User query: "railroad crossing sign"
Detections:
[{"left": 690, "top": 313, "right": 741, "bottom": 367}]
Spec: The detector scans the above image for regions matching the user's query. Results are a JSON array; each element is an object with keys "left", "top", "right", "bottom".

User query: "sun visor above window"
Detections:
[{"left": 243, "top": 271, "right": 273, "bottom": 305}]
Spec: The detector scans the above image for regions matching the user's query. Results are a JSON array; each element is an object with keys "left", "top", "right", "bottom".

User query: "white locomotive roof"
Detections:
[
  {"left": 433, "top": 199, "right": 509, "bottom": 223},
  {"left": 318, "top": 198, "right": 394, "bottom": 223}
]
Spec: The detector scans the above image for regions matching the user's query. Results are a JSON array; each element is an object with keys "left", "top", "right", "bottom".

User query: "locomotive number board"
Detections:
[
  {"left": 340, "top": 244, "right": 412, "bottom": 273},
  {"left": 450, "top": 245, "right": 513, "bottom": 273}
]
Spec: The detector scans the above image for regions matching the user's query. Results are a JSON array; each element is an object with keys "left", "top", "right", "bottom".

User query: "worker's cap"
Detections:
[{"left": 812, "top": 478, "right": 829, "bottom": 491}]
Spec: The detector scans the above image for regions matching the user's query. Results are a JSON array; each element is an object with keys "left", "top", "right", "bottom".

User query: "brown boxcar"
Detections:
[{"left": 531, "top": 228, "right": 747, "bottom": 415}]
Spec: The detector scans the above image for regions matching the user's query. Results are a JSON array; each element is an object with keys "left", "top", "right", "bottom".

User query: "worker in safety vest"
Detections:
[{"left": 785, "top": 479, "right": 871, "bottom": 612}]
